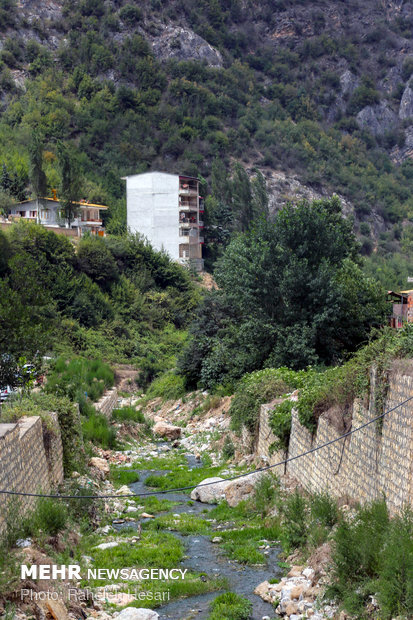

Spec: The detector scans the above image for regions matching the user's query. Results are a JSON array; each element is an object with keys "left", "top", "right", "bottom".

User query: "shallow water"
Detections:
[{"left": 114, "top": 452, "right": 281, "bottom": 619}]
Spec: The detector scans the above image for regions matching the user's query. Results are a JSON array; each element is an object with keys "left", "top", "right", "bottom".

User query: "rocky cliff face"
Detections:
[{"left": 9, "top": 0, "right": 413, "bottom": 162}]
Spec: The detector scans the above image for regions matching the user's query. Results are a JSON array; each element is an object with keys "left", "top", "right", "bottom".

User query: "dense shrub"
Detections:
[
  {"left": 111, "top": 406, "right": 145, "bottom": 423},
  {"left": 82, "top": 413, "right": 117, "bottom": 448},
  {"left": 281, "top": 489, "right": 308, "bottom": 549},
  {"left": 1, "top": 392, "right": 84, "bottom": 474},
  {"left": 222, "top": 435, "right": 235, "bottom": 460},
  {"left": 145, "top": 371, "right": 186, "bottom": 401},
  {"left": 30, "top": 498, "right": 68, "bottom": 536},
  {"left": 45, "top": 356, "right": 114, "bottom": 403},
  {"left": 229, "top": 367, "right": 306, "bottom": 432},
  {"left": 269, "top": 399, "right": 294, "bottom": 451},
  {"left": 326, "top": 500, "right": 405, "bottom": 616}
]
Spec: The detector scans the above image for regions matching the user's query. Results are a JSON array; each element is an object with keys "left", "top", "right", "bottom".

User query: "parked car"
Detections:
[{"left": 0, "top": 385, "right": 16, "bottom": 402}]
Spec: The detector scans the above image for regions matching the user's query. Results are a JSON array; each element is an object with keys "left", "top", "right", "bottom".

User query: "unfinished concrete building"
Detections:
[{"left": 124, "top": 171, "right": 204, "bottom": 271}]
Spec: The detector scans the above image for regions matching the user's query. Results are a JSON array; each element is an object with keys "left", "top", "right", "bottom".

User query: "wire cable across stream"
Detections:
[{"left": 0, "top": 394, "right": 412, "bottom": 500}]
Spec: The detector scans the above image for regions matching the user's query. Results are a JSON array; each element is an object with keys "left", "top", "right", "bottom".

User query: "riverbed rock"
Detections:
[
  {"left": 190, "top": 477, "right": 230, "bottom": 503},
  {"left": 38, "top": 599, "right": 70, "bottom": 620},
  {"left": 94, "top": 541, "right": 119, "bottom": 550},
  {"left": 287, "top": 565, "right": 304, "bottom": 578},
  {"left": 254, "top": 581, "right": 272, "bottom": 603},
  {"left": 223, "top": 471, "right": 263, "bottom": 507},
  {"left": 153, "top": 421, "right": 182, "bottom": 440},
  {"left": 116, "top": 608, "right": 159, "bottom": 620},
  {"left": 116, "top": 485, "right": 134, "bottom": 495},
  {"left": 89, "top": 457, "right": 110, "bottom": 474}
]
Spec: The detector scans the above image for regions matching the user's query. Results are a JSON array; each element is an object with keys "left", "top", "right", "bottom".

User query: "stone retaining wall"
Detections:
[
  {"left": 256, "top": 399, "right": 286, "bottom": 477},
  {"left": 256, "top": 370, "right": 413, "bottom": 513},
  {"left": 0, "top": 415, "right": 64, "bottom": 534},
  {"left": 95, "top": 387, "right": 118, "bottom": 418}
]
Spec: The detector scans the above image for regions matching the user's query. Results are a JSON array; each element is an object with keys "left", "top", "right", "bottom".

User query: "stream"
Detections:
[{"left": 114, "top": 451, "right": 281, "bottom": 620}]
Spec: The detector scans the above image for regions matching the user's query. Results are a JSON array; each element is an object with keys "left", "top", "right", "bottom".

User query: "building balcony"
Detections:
[
  {"left": 80, "top": 220, "right": 103, "bottom": 226},
  {"left": 179, "top": 204, "right": 198, "bottom": 211},
  {"left": 179, "top": 188, "right": 199, "bottom": 196}
]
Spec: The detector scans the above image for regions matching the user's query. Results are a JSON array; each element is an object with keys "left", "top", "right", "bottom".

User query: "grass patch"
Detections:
[
  {"left": 145, "top": 513, "right": 211, "bottom": 535},
  {"left": 219, "top": 524, "right": 282, "bottom": 565},
  {"left": 45, "top": 356, "right": 114, "bottom": 404},
  {"left": 122, "top": 574, "right": 228, "bottom": 609},
  {"left": 88, "top": 531, "right": 183, "bottom": 577},
  {"left": 207, "top": 591, "right": 252, "bottom": 620},
  {"left": 110, "top": 468, "right": 140, "bottom": 487},
  {"left": 132, "top": 496, "right": 178, "bottom": 514},
  {"left": 145, "top": 465, "right": 223, "bottom": 491},
  {"left": 208, "top": 500, "right": 253, "bottom": 524},
  {"left": 112, "top": 406, "right": 145, "bottom": 424}
]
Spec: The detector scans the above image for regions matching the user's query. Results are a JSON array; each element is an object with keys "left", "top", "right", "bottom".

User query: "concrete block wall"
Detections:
[
  {"left": 0, "top": 415, "right": 64, "bottom": 534},
  {"left": 95, "top": 387, "right": 118, "bottom": 418},
  {"left": 256, "top": 371, "right": 413, "bottom": 513}
]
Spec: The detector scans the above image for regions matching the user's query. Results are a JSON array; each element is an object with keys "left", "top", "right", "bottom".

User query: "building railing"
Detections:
[{"left": 179, "top": 188, "right": 198, "bottom": 196}]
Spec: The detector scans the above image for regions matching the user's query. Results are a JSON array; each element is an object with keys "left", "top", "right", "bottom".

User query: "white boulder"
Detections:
[
  {"left": 190, "top": 477, "right": 230, "bottom": 503},
  {"left": 116, "top": 608, "right": 159, "bottom": 620}
]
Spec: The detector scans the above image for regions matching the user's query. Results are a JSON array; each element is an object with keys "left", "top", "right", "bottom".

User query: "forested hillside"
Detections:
[{"left": 0, "top": 0, "right": 412, "bottom": 281}]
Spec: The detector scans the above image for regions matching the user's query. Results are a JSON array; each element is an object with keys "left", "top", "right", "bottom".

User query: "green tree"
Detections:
[
  {"left": 57, "top": 142, "right": 82, "bottom": 227},
  {"left": 180, "top": 197, "right": 387, "bottom": 387},
  {"left": 0, "top": 254, "right": 54, "bottom": 388},
  {"left": 28, "top": 131, "right": 47, "bottom": 222},
  {"left": 231, "top": 162, "right": 253, "bottom": 232},
  {"left": 76, "top": 237, "right": 119, "bottom": 290}
]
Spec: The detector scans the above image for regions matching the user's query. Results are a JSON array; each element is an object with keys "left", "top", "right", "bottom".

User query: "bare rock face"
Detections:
[
  {"left": 399, "top": 84, "right": 413, "bottom": 120},
  {"left": 391, "top": 124, "right": 413, "bottom": 163},
  {"left": 340, "top": 70, "right": 359, "bottom": 96},
  {"left": 152, "top": 420, "right": 182, "bottom": 440},
  {"left": 380, "top": 65, "right": 403, "bottom": 95},
  {"left": 356, "top": 101, "right": 397, "bottom": 136},
  {"left": 190, "top": 477, "right": 230, "bottom": 503},
  {"left": 89, "top": 457, "right": 110, "bottom": 474},
  {"left": 152, "top": 26, "right": 223, "bottom": 67},
  {"left": 19, "top": 0, "right": 62, "bottom": 23}
]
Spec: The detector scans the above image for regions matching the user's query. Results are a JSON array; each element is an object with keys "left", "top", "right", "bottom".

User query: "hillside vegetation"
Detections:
[
  {"left": 0, "top": 222, "right": 198, "bottom": 389},
  {"left": 0, "top": 0, "right": 410, "bottom": 280}
]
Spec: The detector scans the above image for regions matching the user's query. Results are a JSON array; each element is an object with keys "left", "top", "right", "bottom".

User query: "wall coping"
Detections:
[{"left": 0, "top": 423, "right": 17, "bottom": 439}]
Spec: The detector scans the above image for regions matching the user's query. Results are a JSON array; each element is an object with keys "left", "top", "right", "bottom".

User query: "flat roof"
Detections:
[
  {"left": 15, "top": 197, "right": 108, "bottom": 209},
  {"left": 122, "top": 171, "right": 200, "bottom": 181}
]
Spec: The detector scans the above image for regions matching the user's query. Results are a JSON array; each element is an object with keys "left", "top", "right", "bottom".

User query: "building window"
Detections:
[
  {"left": 30, "top": 210, "right": 37, "bottom": 218},
  {"left": 179, "top": 244, "right": 190, "bottom": 258}
]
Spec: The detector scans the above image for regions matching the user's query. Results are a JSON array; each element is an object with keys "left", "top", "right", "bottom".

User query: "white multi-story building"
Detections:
[{"left": 124, "top": 171, "right": 204, "bottom": 270}]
